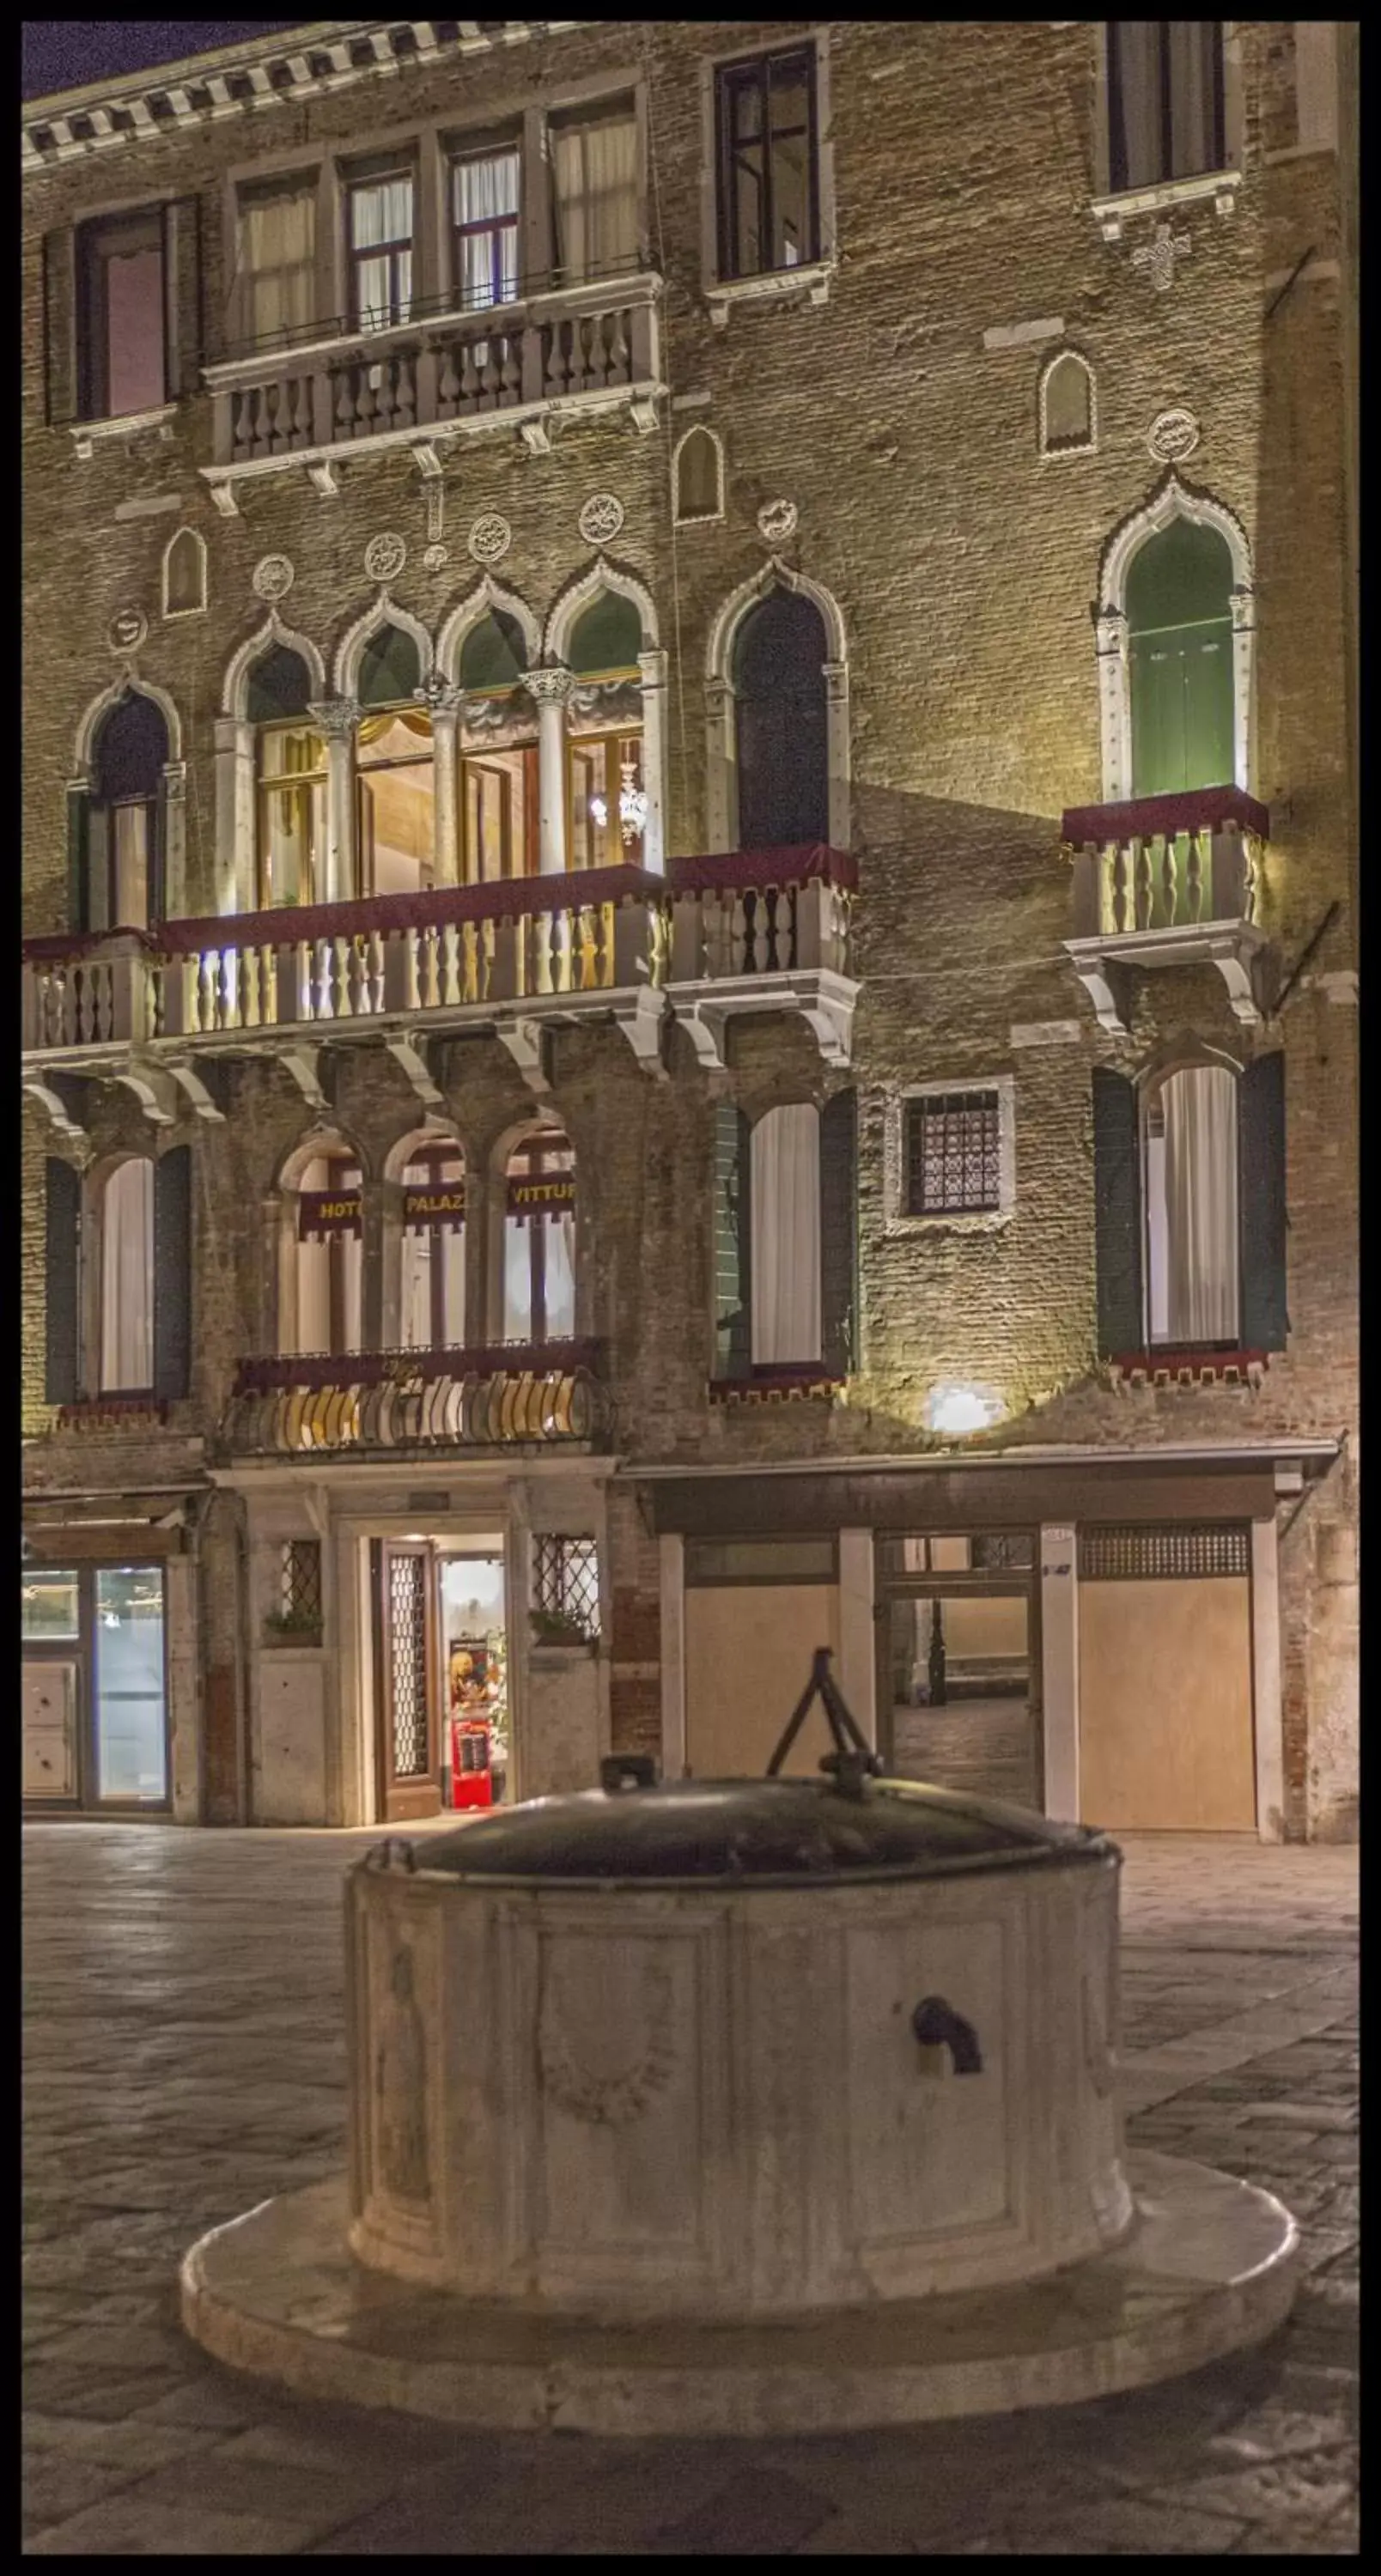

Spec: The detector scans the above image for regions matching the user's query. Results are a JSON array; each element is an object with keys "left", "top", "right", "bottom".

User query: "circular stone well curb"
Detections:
[{"left": 180, "top": 2152, "right": 1299, "bottom": 2437}]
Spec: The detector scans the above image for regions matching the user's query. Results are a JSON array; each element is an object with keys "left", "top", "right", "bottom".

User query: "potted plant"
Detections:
[
  {"left": 529, "top": 1607, "right": 591, "bottom": 1649},
  {"left": 263, "top": 1606, "right": 323, "bottom": 1646}
]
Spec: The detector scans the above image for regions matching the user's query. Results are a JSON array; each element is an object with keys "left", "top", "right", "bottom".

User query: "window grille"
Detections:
[
  {"left": 281, "top": 1539, "right": 322, "bottom": 1625},
  {"left": 1078, "top": 1525, "right": 1250, "bottom": 1583},
  {"left": 532, "top": 1534, "right": 599, "bottom": 1639},
  {"left": 905, "top": 1092, "right": 1001, "bottom": 1217}
]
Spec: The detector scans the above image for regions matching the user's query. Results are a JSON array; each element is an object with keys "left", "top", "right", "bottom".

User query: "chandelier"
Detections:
[{"left": 589, "top": 751, "right": 648, "bottom": 848}]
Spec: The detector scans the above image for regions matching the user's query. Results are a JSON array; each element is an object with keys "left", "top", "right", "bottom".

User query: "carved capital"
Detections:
[
  {"left": 526, "top": 665, "right": 576, "bottom": 709},
  {"left": 413, "top": 673, "right": 464, "bottom": 721},
  {"left": 308, "top": 696, "right": 360, "bottom": 742}
]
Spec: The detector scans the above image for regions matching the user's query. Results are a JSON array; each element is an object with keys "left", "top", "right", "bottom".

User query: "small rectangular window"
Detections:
[
  {"left": 1107, "top": 21, "right": 1226, "bottom": 194},
  {"left": 280, "top": 1539, "right": 323, "bottom": 1629},
  {"left": 685, "top": 1536, "right": 837, "bottom": 1586},
  {"left": 348, "top": 170, "right": 414, "bottom": 332},
  {"left": 905, "top": 1092, "right": 1001, "bottom": 1218},
  {"left": 715, "top": 46, "right": 819, "bottom": 282},
  {"left": 532, "top": 1535, "right": 600, "bottom": 1640},
  {"left": 21, "top": 1570, "right": 81, "bottom": 1641},
  {"left": 550, "top": 100, "right": 639, "bottom": 284},
  {"left": 76, "top": 207, "right": 167, "bottom": 421},
  {"left": 236, "top": 176, "right": 318, "bottom": 349},
  {"left": 452, "top": 144, "right": 521, "bottom": 310}
]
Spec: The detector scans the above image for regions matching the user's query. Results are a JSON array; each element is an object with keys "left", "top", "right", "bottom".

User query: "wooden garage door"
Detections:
[
  {"left": 684, "top": 1569, "right": 840, "bottom": 1781},
  {"left": 1077, "top": 1525, "right": 1256, "bottom": 1832}
]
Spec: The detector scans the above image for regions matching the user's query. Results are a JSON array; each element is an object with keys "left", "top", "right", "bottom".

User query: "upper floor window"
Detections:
[
  {"left": 452, "top": 143, "right": 521, "bottom": 310},
  {"left": 356, "top": 624, "right": 433, "bottom": 896},
  {"left": 566, "top": 592, "right": 646, "bottom": 870},
  {"left": 290, "top": 1151, "right": 363, "bottom": 1357},
  {"left": 76, "top": 206, "right": 167, "bottom": 421},
  {"left": 715, "top": 46, "right": 818, "bottom": 282},
  {"left": 100, "top": 1157, "right": 155, "bottom": 1393},
  {"left": 733, "top": 588, "right": 829, "bottom": 848},
  {"left": 349, "top": 168, "right": 414, "bottom": 333},
  {"left": 1143, "top": 1065, "right": 1238, "bottom": 1346},
  {"left": 236, "top": 175, "right": 318, "bottom": 349},
  {"left": 459, "top": 612, "right": 538, "bottom": 884},
  {"left": 1127, "top": 518, "right": 1234, "bottom": 796},
  {"left": 1107, "top": 22, "right": 1226, "bottom": 194},
  {"left": 551, "top": 100, "right": 639, "bottom": 285},
  {"left": 503, "top": 1131, "right": 576, "bottom": 1345},
  {"left": 400, "top": 1141, "right": 466, "bottom": 1352},
  {"left": 81, "top": 690, "right": 169, "bottom": 933},
  {"left": 905, "top": 1092, "right": 1002, "bottom": 1218},
  {"left": 248, "top": 646, "right": 325, "bottom": 911},
  {"left": 1092, "top": 1056, "right": 1287, "bottom": 1358},
  {"left": 715, "top": 1093, "right": 857, "bottom": 1380}
]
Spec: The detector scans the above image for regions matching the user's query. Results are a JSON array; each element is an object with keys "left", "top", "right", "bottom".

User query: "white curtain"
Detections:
[
  {"left": 111, "top": 805, "right": 149, "bottom": 929},
  {"left": 551, "top": 111, "right": 638, "bottom": 282},
  {"left": 502, "top": 1219, "right": 532, "bottom": 1341},
  {"left": 400, "top": 1228, "right": 465, "bottom": 1350},
  {"left": 237, "top": 185, "right": 316, "bottom": 342},
  {"left": 1111, "top": 22, "right": 1165, "bottom": 190},
  {"left": 544, "top": 1215, "right": 576, "bottom": 1340},
  {"left": 454, "top": 150, "right": 520, "bottom": 306},
  {"left": 750, "top": 1104, "right": 821, "bottom": 1366},
  {"left": 100, "top": 1157, "right": 155, "bottom": 1391},
  {"left": 350, "top": 176, "right": 413, "bottom": 327},
  {"left": 1161, "top": 1066, "right": 1239, "bottom": 1344},
  {"left": 1167, "top": 21, "right": 1218, "bottom": 179}
]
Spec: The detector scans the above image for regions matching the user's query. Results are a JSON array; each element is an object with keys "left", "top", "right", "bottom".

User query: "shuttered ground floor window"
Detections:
[{"left": 21, "top": 1561, "right": 170, "bottom": 1808}]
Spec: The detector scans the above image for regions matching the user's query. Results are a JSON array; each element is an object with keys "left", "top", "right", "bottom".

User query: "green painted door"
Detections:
[{"left": 1127, "top": 519, "right": 1236, "bottom": 796}]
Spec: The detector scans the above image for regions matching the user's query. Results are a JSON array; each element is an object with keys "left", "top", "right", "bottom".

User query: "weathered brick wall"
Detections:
[{"left": 22, "top": 22, "right": 1357, "bottom": 1832}]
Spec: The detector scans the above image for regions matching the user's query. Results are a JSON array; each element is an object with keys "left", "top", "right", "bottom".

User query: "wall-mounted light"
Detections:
[{"left": 926, "top": 1382, "right": 1006, "bottom": 1437}]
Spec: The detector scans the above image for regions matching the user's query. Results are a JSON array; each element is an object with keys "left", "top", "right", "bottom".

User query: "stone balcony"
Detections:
[
  {"left": 1062, "top": 786, "right": 1272, "bottom": 1034},
  {"left": 21, "top": 848, "right": 858, "bottom": 1135},
  {"left": 219, "top": 1340, "right": 611, "bottom": 1458},
  {"left": 200, "top": 273, "right": 664, "bottom": 510}
]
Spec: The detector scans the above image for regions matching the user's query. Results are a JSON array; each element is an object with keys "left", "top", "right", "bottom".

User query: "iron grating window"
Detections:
[
  {"left": 532, "top": 1534, "right": 600, "bottom": 1640},
  {"left": 1079, "top": 1524, "right": 1250, "bottom": 1583},
  {"left": 281, "top": 1539, "right": 322, "bottom": 1625},
  {"left": 905, "top": 1091, "right": 1001, "bottom": 1217}
]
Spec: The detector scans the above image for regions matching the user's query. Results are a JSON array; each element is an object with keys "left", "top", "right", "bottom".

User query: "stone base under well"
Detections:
[{"left": 180, "top": 2153, "right": 1298, "bottom": 2438}]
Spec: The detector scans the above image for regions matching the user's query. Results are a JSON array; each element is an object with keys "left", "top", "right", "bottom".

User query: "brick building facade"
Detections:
[{"left": 21, "top": 21, "right": 1357, "bottom": 1839}]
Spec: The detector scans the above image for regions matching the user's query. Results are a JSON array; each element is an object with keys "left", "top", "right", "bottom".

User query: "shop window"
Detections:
[
  {"left": 76, "top": 205, "right": 167, "bottom": 422},
  {"left": 93, "top": 1565, "right": 168, "bottom": 1803},
  {"left": 400, "top": 1140, "right": 466, "bottom": 1351},
  {"left": 532, "top": 1534, "right": 600, "bottom": 1642},
  {"left": 247, "top": 645, "right": 325, "bottom": 911},
  {"left": 78, "top": 690, "right": 169, "bottom": 932},
  {"left": 1039, "top": 349, "right": 1095, "bottom": 456},
  {"left": 1092, "top": 1055, "right": 1287, "bottom": 1356},
  {"left": 99, "top": 1157, "right": 155, "bottom": 1393},
  {"left": 290, "top": 1151, "right": 363, "bottom": 1356},
  {"left": 459, "top": 611, "right": 538, "bottom": 881},
  {"left": 503, "top": 1130, "right": 576, "bottom": 1346},
  {"left": 550, "top": 99, "right": 639, "bottom": 284},
  {"left": 235, "top": 175, "right": 318, "bottom": 348},
  {"left": 1127, "top": 517, "right": 1235, "bottom": 797},
  {"left": 567, "top": 592, "right": 646, "bottom": 869},
  {"left": 348, "top": 167, "right": 414, "bottom": 332},
  {"left": 904, "top": 1091, "right": 1002, "bottom": 1218},
  {"left": 161, "top": 526, "right": 206, "bottom": 619},
  {"left": 452, "top": 143, "right": 521, "bottom": 309},
  {"left": 672, "top": 422, "right": 724, "bottom": 524},
  {"left": 715, "top": 1092, "right": 857, "bottom": 1377},
  {"left": 733, "top": 588, "right": 829, "bottom": 848},
  {"left": 1107, "top": 21, "right": 1226, "bottom": 194},
  {"left": 715, "top": 45, "right": 819, "bottom": 282}
]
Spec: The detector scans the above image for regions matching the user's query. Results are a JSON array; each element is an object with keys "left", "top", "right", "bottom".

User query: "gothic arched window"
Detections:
[{"left": 733, "top": 589, "right": 828, "bottom": 848}]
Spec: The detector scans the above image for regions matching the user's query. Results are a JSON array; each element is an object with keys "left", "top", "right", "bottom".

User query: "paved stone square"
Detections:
[{"left": 22, "top": 1826, "right": 1357, "bottom": 2556}]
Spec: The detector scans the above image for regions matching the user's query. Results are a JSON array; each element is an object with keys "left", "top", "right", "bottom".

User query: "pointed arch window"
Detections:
[
  {"left": 503, "top": 1131, "right": 575, "bottom": 1346},
  {"left": 290, "top": 1151, "right": 363, "bottom": 1358},
  {"left": 733, "top": 589, "right": 829, "bottom": 847},
  {"left": 1039, "top": 350, "right": 1095, "bottom": 457},
  {"left": 100, "top": 1156, "right": 155, "bottom": 1392},
  {"left": 1127, "top": 518, "right": 1234, "bottom": 797},
  {"left": 566, "top": 592, "right": 645, "bottom": 869},
  {"left": 161, "top": 526, "right": 206, "bottom": 618},
  {"left": 249, "top": 645, "right": 325, "bottom": 910},
  {"left": 356, "top": 623, "right": 434, "bottom": 896},
  {"left": 459, "top": 611, "right": 538, "bottom": 882},
  {"left": 400, "top": 1141, "right": 466, "bottom": 1352},
  {"left": 673, "top": 423, "right": 724, "bottom": 524},
  {"left": 81, "top": 690, "right": 169, "bottom": 932}
]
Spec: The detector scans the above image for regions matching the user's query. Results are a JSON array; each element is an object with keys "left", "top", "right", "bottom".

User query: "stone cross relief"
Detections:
[{"left": 1132, "top": 223, "right": 1192, "bottom": 294}]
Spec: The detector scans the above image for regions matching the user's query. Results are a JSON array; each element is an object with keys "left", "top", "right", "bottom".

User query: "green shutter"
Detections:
[
  {"left": 1128, "top": 520, "right": 1235, "bottom": 796},
  {"left": 41, "top": 227, "right": 76, "bottom": 428},
  {"left": 45, "top": 1159, "right": 82, "bottom": 1404},
  {"left": 66, "top": 789, "right": 89, "bottom": 933},
  {"left": 166, "top": 196, "right": 203, "bottom": 396},
  {"left": 713, "top": 1101, "right": 751, "bottom": 1378},
  {"left": 820, "top": 1088, "right": 858, "bottom": 1376},
  {"left": 1092, "top": 1068, "right": 1142, "bottom": 1358},
  {"left": 1239, "top": 1054, "right": 1288, "bottom": 1351},
  {"left": 154, "top": 1146, "right": 192, "bottom": 1400}
]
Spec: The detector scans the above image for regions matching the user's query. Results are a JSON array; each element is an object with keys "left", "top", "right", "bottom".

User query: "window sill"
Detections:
[
  {"left": 709, "top": 1368, "right": 843, "bottom": 1405},
  {"left": 706, "top": 260, "right": 835, "bottom": 327},
  {"left": 70, "top": 404, "right": 178, "bottom": 458},
  {"left": 884, "top": 1207, "right": 1013, "bottom": 1237},
  {"left": 1107, "top": 1349, "right": 1268, "bottom": 1390},
  {"left": 56, "top": 1395, "right": 168, "bottom": 1428},
  {"left": 1091, "top": 169, "right": 1242, "bottom": 242}
]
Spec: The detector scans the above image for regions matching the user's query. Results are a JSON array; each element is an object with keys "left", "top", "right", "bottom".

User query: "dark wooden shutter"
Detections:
[
  {"left": 820, "top": 1087, "right": 858, "bottom": 1376},
  {"left": 713, "top": 1101, "right": 751, "bottom": 1378},
  {"left": 154, "top": 1146, "right": 192, "bottom": 1400},
  {"left": 166, "top": 196, "right": 204, "bottom": 397},
  {"left": 66, "top": 789, "right": 90, "bottom": 933},
  {"left": 1092, "top": 1067, "right": 1142, "bottom": 1358},
  {"left": 1239, "top": 1052, "right": 1288, "bottom": 1351},
  {"left": 45, "top": 1159, "right": 82, "bottom": 1404},
  {"left": 41, "top": 227, "right": 76, "bottom": 427}
]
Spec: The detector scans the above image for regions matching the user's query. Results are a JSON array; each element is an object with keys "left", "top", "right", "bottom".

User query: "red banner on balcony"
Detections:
[
  {"left": 505, "top": 1176, "right": 575, "bottom": 1215},
  {"left": 298, "top": 1190, "right": 362, "bottom": 1239},
  {"left": 404, "top": 1185, "right": 467, "bottom": 1226}
]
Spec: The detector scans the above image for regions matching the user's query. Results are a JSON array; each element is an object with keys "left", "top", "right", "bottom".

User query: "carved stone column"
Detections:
[
  {"left": 1094, "top": 610, "right": 1129, "bottom": 804},
  {"left": 636, "top": 647, "right": 668, "bottom": 875},
  {"left": 703, "top": 677, "right": 737, "bottom": 854},
  {"left": 415, "top": 675, "right": 464, "bottom": 888},
  {"left": 160, "top": 761, "right": 187, "bottom": 918},
  {"left": 309, "top": 697, "right": 361, "bottom": 904},
  {"left": 528, "top": 665, "right": 575, "bottom": 876},
  {"left": 822, "top": 659, "right": 851, "bottom": 851},
  {"left": 213, "top": 714, "right": 256, "bottom": 914}
]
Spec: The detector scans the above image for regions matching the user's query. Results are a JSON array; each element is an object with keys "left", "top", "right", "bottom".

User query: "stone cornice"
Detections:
[{"left": 22, "top": 21, "right": 581, "bottom": 175}]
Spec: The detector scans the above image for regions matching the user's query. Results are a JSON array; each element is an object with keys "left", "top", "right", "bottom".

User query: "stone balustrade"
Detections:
[
  {"left": 1061, "top": 787, "right": 1272, "bottom": 1033},
  {"left": 222, "top": 1341, "right": 609, "bottom": 1455}
]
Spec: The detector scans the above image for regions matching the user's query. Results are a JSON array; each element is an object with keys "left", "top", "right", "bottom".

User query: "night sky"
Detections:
[{"left": 22, "top": 21, "right": 313, "bottom": 101}]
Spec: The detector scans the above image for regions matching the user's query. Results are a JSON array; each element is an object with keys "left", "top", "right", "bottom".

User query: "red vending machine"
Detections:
[{"left": 447, "top": 1636, "right": 496, "bottom": 1809}]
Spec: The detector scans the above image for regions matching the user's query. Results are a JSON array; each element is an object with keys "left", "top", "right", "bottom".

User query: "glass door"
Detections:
[{"left": 92, "top": 1566, "right": 169, "bottom": 1804}]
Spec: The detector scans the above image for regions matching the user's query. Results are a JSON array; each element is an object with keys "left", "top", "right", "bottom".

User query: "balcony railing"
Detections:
[
  {"left": 204, "top": 276, "right": 662, "bottom": 488},
  {"left": 222, "top": 1342, "right": 611, "bottom": 1456},
  {"left": 1061, "top": 787, "right": 1271, "bottom": 1032},
  {"left": 21, "top": 848, "right": 857, "bottom": 1070}
]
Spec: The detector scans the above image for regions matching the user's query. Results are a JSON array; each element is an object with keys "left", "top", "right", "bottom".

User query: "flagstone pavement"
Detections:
[{"left": 22, "top": 1824, "right": 1357, "bottom": 2556}]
